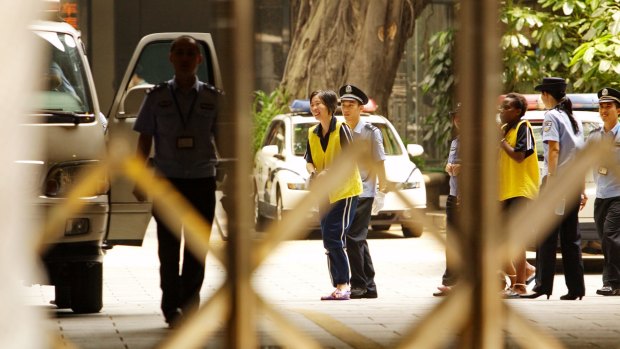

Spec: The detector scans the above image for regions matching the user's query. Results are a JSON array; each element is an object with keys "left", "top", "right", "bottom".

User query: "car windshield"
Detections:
[
  {"left": 292, "top": 121, "right": 403, "bottom": 156},
  {"left": 34, "top": 30, "right": 93, "bottom": 113},
  {"left": 530, "top": 121, "right": 600, "bottom": 161}
]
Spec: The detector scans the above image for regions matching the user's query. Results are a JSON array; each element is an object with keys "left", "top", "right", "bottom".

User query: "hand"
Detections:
[
  {"left": 579, "top": 193, "right": 587, "bottom": 211},
  {"left": 445, "top": 163, "right": 453, "bottom": 176},
  {"left": 451, "top": 164, "right": 461, "bottom": 177}
]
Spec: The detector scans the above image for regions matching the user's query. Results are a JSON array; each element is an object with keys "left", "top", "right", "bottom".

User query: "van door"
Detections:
[{"left": 105, "top": 33, "right": 222, "bottom": 245}]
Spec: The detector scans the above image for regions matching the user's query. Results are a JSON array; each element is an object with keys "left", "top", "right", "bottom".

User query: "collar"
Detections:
[
  {"left": 170, "top": 76, "right": 200, "bottom": 93},
  {"left": 604, "top": 122, "right": 620, "bottom": 135},
  {"left": 351, "top": 119, "right": 366, "bottom": 133},
  {"left": 313, "top": 115, "right": 337, "bottom": 135}
]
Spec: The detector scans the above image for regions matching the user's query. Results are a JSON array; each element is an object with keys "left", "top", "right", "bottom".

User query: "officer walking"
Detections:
[
  {"left": 133, "top": 35, "right": 221, "bottom": 327},
  {"left": 339, "top": 84, "right": 386, "bottom": 299},
  {"left": 591, "top": 87, "right": 620, "bottom": 296}
]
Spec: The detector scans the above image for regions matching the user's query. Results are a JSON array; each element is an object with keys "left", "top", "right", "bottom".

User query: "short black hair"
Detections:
[
  {"left": 309, "top": 90, "right": 338, "bottom": 115},
  {"left": 505, "top": 92, "right": 527, "bottom": 118},
  {"left": 170, "top": 35, "right": 200, "bottom": 53}
]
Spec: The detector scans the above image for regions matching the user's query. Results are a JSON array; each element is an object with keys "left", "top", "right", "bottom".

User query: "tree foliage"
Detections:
[
  {"left": 502, "top": 0, "right": 620, "bottom": 91},
  {"left": 251, "top": 88, "right": 290, "bottom": 155},
  {"left": 421, "top": 0, "right": 620, "bottom": 153}
]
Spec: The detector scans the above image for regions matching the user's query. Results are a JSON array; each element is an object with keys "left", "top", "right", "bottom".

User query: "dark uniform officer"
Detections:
[
  {"left": 591, "top": 87, "right": 620, "bottom": 296},
  {"left": 133, "top": 35, "right": 221, "bottom": 327},
  {"left": 339, "top": 84, "right": 386, "bottom": 299}
]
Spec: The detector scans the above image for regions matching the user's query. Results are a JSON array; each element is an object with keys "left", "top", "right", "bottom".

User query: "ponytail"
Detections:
[{"left": 549, "top": 91, "right": 579, "bottom": 135}]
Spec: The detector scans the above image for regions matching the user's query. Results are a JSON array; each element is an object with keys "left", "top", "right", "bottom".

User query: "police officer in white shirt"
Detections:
[
  {"left": 339, "top": 84, "right": 386, "bottom": 299},
  {"left": 590, "top": 87, "right": 620, "bottom": 296}
]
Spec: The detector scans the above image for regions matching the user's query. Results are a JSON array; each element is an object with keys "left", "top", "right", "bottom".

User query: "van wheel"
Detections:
[
  {"left": 371, "top": 224, "right": 391, "bottom": 231},
  {"left": 53, "top": 285, "right": 71, "bottom": 309},
  {"left": 70, "top": 261, "right": 103, "bottom": 314},
  {"left": 402, "top": 223, "right": 423, "bottom": 238}
]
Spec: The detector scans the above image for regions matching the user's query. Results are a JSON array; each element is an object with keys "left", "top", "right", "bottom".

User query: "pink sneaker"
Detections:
[{"left": 321, "top": 288, "right": 351, "bottom": 300}]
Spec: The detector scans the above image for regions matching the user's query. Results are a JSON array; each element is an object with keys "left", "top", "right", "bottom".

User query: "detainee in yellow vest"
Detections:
[
  {"left": 498, "top": 92, "right": 539, "bottom": 298},
  {"left": 307, "top": 119, "right": 363, "bottom": 203},
  {"left": 499, "top": 118, "right": 540, "bottom": 201},
  {"left": 304, "top": 90, "right": 362, "bottom": 300}
]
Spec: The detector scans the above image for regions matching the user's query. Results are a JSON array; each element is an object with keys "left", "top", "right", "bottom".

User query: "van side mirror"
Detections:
[
  {"left": 116, "top": 84, "right": 153, "bottom": 119},
  {"left": 407, "top": 144, "right": 424, "bottom": 157},
  {"left": 261, "top": 145, "right": 279, "bottom": 158}
]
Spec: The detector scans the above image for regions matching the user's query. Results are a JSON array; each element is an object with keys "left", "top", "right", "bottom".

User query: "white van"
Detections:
[{"left": 25, "top": 21, "right": 222, "bottom": 313}]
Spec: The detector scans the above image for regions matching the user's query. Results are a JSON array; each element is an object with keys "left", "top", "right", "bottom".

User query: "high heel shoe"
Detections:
[
  {"left": 519, "top": 291, "right": 550, "bottom": 299},
  {"left": 559, "top": 293, "right": 583, "bottom": 300}
]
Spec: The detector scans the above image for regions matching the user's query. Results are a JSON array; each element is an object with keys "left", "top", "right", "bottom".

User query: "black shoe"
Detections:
[
  {"left": 596, "top": 286, "right": 620, "bottom": 296},
  {"left": 519, "top": 291, "right": 550, "bottom": 299},
  {"left": 350, "top": 288, "right": 378, "bottom": 299},
  {"left": 165, "top": 308, "right": 184, "bottom": 329},
  {"left": 559, "top": 293, "right": 583, "bottom": 300}
]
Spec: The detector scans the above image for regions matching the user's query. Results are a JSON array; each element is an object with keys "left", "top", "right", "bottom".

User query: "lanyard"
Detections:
[{"left": 169, "top": 84, "right": 198, "bottom": 129}]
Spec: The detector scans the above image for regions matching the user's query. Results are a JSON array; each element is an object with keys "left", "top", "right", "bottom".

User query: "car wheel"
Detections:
[
  {"left": 69, "top": 261, "right": 103, "bottom": 314},
  {"left": 276, "top": 190, "right": 283, "bottom": 221},
  {"left": 402, "top": 223, "right": 423, "bottom": 238},
  {"left": 254, "top": 188, "right": 268, "bottom": 231},
  {"left": 371, "top": 224, "right": 391, "bottom": 231}
]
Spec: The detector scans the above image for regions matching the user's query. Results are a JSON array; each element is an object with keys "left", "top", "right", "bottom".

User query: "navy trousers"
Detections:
[{"left": 320, "top": 196, "right": 358, "bottom": 287}]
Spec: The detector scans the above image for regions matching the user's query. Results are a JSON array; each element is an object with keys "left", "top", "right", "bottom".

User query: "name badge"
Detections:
[
  {"left": 598, "top": 167, "right": 608, "bottom": 175},
  {"left": 177, "top": 137, "right": 195, "bottom": 149}
]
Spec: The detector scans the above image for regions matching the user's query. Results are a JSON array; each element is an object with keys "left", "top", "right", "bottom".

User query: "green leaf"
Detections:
[
  {"left": 518, "top": 34, "right": 530, "bottom": 46},
  {"left": 611, "top": 12, "right": 620, "bottom": 35},
  {"left": 599, "top": 59, "right": 612, "bottom": 73},
  {"left": 615, "top": 45, "right": 620, "bottom": 57},
  {"left": 511, "top": 35, "right": 519, "bottom": 48},
  {"left": 595, "top": 43, "right": 610, "bottom": 52},
  {"left": 584, "top": 47, "right": 596, "bottom": 63},
  {"left": 516, "top": 18, "right": 524, "bottom": 31},
  {"left": 590, "top": 0, "right": 600, "bottom": 11},
  {"left": 614, "top": 63, "right": 620, "bottom": 75},
  {"left": 563, "top": 1, "right": 574, "bottom": 15}
]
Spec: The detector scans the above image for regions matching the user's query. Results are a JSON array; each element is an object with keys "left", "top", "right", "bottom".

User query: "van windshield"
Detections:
[{"left": 34, "top": 30, "right": 93, "bottom": 114}]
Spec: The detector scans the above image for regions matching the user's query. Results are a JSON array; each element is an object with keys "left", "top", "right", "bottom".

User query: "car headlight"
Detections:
[
  {"left": 44, "top": 161, "right": 109, "bottom": 197},
  {"left": 286, "top": 182, "right": 308, "bottom": 190}
]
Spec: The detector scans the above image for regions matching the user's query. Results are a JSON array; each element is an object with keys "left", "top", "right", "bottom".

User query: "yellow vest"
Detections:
[
  {"left": 499, "top": 120, "right": 540, "bottom": 201},
  {"left": 308, "top": 119, "right": 362, "bottom": 203}
]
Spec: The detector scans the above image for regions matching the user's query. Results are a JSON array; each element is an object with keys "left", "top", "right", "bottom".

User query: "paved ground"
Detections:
[{"left": 24, "top": 213, "right": 620, "bottom": 349}]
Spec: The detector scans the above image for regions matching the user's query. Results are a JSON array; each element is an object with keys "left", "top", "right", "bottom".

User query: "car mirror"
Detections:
[
  {"left": 261, "top": 144, "right": 279, "bottom": 157},
  {"left": 407, "top": 144, "right": 424, "bottom": 157},
  {"left": 116, "top": 84, "right": 153, "bottom": 119}
]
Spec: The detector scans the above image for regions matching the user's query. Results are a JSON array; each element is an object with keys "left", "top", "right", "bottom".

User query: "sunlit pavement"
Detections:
[{"left": 24, "top": 211, "right": 620, "bottom": 349}]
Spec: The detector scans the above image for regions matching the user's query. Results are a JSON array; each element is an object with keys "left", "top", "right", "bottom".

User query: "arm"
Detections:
[
  {"left": 133, "top": 133, "right": 153, "bottom": 201},
  {"left": 546, "top": 140, "right": 560, "bottom": 177},
  {"left": 500, "top": 139, "right": 526, "bottom": 163}
]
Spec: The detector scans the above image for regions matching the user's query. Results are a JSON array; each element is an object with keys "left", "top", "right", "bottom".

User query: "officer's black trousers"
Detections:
[
  {"left": 346, "top": 197, "right": 376, "bottom": 292},
  {"left": 153, "top": 177, "right": 216, "bottom": 321},
  {"left": 533, "top": 198, "right": 585, "bottom": 296},
  {"left": 594, "top": 196, "right": 620, "bottom": 288}
]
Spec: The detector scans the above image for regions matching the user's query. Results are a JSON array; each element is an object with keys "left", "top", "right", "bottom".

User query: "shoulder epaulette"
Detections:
[
  {"left": 364, "top": 123, "right": 378, "bottom": 132},
  {"left": 146, "top": 82, "right": 168, "bottom": 95},
  {"left": 201, "top": 82, "right": 225, "bottom": 96}
]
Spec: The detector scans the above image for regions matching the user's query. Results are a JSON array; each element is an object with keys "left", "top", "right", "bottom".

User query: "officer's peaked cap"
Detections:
[
  {"left": 339, "top": 84, "right": 369, "bottom": 105},
  {"left": 534, "top": 77, "right": 567, "bottom": 92},
  {"left": 598, "top": 87, "right": 620, "bottom": 105}
]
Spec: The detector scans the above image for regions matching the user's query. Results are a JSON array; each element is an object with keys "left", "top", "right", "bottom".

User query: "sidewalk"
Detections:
[{"left": 24, "top": 218, "right": 620, "bottom": 348}]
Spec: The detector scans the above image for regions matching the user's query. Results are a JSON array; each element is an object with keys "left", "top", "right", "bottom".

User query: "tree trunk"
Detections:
[{"left": 281, "top": 0, "right": 430, "bottom": 115}]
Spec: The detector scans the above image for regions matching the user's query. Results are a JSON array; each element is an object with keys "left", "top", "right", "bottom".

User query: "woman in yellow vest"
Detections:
[
  {"left": 498, "top": 92, "right": 540, "bottom": 297},
  {"left": 304, "top": 90, "right": 363, "bottom": 300}
]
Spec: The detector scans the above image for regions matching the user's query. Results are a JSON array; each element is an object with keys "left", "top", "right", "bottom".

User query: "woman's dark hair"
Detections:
[
  {"left": 545, "top": 89, "right": 579, "bottom": 135},
  {"left": 309, "top": 90, "right": 338, "bottom": 115},
  {"left": 505, "top": 92, "right": 527, "bottom": 118}
]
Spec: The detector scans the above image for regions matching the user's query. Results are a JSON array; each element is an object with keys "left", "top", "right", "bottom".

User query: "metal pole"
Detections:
[
  {"left": 456, "top": 0, "right": 503, "bottom": 348},
  {"left": 213, "top": 0, "right": 256, "bottom": 347}
]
